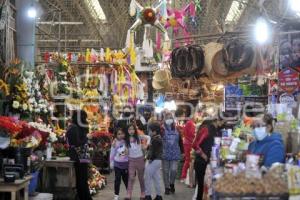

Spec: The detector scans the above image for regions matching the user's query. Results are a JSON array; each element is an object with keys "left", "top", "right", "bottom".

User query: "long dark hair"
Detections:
[
  {"left": 126, "top": 123, "right": 140, "bottom": 147},
  {"left": 114, "top": 127, "right": 129, "bottom": 144},
  {"left": 263, "top": 113, "right": 275, "bottom": 133},
  {"left": 197, "top": 119, "right": 216, "bottom": 137},
  {"left": 71, "top": 110, "right": 89, "bottom": 135}
]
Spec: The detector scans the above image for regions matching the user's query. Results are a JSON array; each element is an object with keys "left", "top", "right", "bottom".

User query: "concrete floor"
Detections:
[{"left": 94, "top": 172, "right": 196, "bottom": 200}]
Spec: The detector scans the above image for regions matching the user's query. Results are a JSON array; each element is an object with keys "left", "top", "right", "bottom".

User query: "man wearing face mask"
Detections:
[
  {"left": 248, "top": 114, "right": 285, "bottom": 167},
  {"left": 116, "top": 106, "right": 135, "bottom": 130}
]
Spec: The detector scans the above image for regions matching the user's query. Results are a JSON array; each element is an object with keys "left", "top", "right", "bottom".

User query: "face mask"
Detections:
[
  {"left": 149, "top": 130, "right": 155, "bottom": 137},
  {"left": 123, "top": 112, "right": 131, "bottom": 118},
  {"left": 253, "top": 127, "right": 268, "bottom": 141},
  {"left": 165, "top": 119, "right": 173, "bottom": 125}
]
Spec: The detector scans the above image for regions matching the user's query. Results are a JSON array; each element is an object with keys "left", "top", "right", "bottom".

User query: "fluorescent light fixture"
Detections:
[
  {"left": 290, "top": 0, "right": 300, "bottom": 16},
  {"left": 254, "top": 17, "right": 270, "bottom": 44},
  {"left": 290, "top": 0, "right": 300, "bottom": 12},
  {"left": 155, "top": 106, "right": 164, "bottom": 113},
  {"left": 225, "top": 0, "right": 248, "bottom": 24},
  {"left": 27, "top": 6, "right": 37, "bottom": 18},
  {"left": 164, "top": 100, "right": 177, "bottom": 111},
  {"left": 85, "top": 0, "right": 106, "bottom": 21},
  {"left": 217, "top": 84, "right": 224, "bottom": 91}
]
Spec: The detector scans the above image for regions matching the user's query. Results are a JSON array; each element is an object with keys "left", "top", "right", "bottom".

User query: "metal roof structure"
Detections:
[{"left": 36, "top": 0, "right": 288, "bottom": 55}]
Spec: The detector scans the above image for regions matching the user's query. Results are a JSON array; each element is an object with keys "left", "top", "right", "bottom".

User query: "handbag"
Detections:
[{"left": 73, "top": 144, "right": 90, "bottom": 163}]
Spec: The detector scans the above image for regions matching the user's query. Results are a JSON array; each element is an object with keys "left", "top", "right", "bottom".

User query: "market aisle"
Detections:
[{"left": 94, "top": 172, "right": 195, "bottom": 200}]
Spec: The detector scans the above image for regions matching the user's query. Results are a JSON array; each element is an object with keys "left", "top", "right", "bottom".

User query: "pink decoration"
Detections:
[{"left": 164, "top": 3, "right": 195, "bottom": 45}]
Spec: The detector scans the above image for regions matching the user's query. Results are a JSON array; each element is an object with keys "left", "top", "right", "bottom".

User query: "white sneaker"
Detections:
[{"left": 114, "top": 195, "right": 119, "bottom": 200}]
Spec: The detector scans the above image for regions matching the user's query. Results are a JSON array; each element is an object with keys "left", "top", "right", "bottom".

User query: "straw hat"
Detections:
[
  {"left": 152, "top": 69, "right": 172, "bottom": 90},
  {"left": 203, "top": 42, "right": 228, "bottom": 78}
]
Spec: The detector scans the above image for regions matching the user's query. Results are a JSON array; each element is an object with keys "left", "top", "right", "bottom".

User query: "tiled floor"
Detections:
[{"left": 94, "top": 172, "right": 196, "bottom": 200}]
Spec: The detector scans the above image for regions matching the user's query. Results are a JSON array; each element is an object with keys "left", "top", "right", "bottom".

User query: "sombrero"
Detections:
[
  {"left": 152, "top": 69, "right": 172, "bottom": 90},
  {"left": 203, "top": 42, "right": 228, "bottom": 78},
  {"left": 204, "top": 42, "right": 257, "bottom": 81}
]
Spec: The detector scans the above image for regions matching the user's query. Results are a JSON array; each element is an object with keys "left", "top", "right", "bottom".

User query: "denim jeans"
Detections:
[
  {"left": 145, "top": 160, "right": 162, "bottom": 196},
  {"left": 162, "top": 160, "right": 178, "bottom": 188}
]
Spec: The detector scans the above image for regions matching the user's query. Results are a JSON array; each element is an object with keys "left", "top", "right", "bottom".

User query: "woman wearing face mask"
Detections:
[
  {"left": 161, "top": 112, "right": 183, "bottom": 195},
  {"left": 248, "top": 114, "right": 285, "bottom": 167}
]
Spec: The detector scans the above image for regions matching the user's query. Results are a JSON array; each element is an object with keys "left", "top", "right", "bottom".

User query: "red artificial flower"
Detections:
[{"left": 0, "top": 116, "right": 22, "bottom": 135}]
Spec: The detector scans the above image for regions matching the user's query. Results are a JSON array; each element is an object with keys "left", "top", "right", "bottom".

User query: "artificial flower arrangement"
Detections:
[
  {"left": 88, "top": 164, "right": 106, "bottom": 195},
  {"left": 52, "top": 142, "right": 69, "bottom": 157},
  {"left": 0, "top": 116, "right": 23, "bottom": 136},
  {"left": 23, "top": 71, "right": 51, "bottom": 115},
  {"left": 11, "top": 81, "right": 30, "bottom": 113},
  {"left": 28, "top": 122, "right": 57, "bottom": 143},
  {"left": 89, "top": 130, "right": 112, "bottom": 152},
  {"left": 0, "top": 79, "right": 9, "bottom": 97}
]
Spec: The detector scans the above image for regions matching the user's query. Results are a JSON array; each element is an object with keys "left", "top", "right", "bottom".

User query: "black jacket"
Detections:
[
  {"left": 66, "top": 124, "right": 88, "bottom": 161},
  {"left": 147, "top": 135, "right": 163, "bottom": 161}
]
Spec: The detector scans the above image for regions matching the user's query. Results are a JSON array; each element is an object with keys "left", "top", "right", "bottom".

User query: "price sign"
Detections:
[{"left": 278, "top": 67, "right": 299, "bottom": 93}]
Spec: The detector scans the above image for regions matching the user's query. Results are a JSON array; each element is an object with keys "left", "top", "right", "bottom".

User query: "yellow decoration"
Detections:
[
  {"left": 129, "top": 33, "right": 136, "bottom": 65},
  {"left": 105, "top": 48, "right": 112, "bottom": 63},
  {"left": 0, "top": 79, "right": 9, "bottom": 96},
  {"left": 86, "top": 48, "right": 91, "bottom": 63}
]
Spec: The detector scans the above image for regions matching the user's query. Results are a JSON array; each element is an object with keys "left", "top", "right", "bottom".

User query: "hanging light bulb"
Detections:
[
  {"left": 254, "top": 17, "right": 270, "bottom": 44},
  {"left": 290, "top": 0, "right": 300, "bottom": 13},
  {"left": 27, "top": 6, "right": 37, "bottom": 18}
]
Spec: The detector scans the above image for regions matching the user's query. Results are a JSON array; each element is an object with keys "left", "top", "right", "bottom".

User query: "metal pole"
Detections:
[
  {"left": 58, "top": 10, "right": 61, "bottom": 54},
  {"left": 65, "top": 26, "right": 67, "bottom": 52}
]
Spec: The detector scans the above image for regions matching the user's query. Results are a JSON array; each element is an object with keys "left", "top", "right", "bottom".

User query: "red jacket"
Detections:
[
  {"left": 192, "top": 127, "right": 209, "bottom": 155},
  {"left": 183, "top": 120, "right": 196, "bottom": 145}
]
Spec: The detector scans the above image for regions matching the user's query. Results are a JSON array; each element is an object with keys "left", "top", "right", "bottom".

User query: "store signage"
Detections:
[
  {"left": 278, "top": 67, "right": 299, "bottom": 93},
  {"left": 279, "top": 93, "right": 297, "bottom": 108}
]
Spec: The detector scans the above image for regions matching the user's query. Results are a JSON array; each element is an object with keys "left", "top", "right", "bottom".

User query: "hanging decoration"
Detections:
[
  {"left": 43, "top": 49, "right": 127, "bottom": 65},
  {"left": 128, "top": 0, "right": 170, "bottom": 50},
  {"left": 163, "top": 2, "right": 196, "bottom": 46}
]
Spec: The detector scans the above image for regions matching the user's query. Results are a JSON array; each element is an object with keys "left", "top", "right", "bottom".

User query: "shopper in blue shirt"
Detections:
[{"left": 248, "top": 114, "right": 285, "bottom": 167}]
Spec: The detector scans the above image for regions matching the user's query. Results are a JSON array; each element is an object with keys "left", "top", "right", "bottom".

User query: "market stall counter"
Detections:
[
  {"left": 0, "top": 176, "right": 32, "bottom": 200},
  {"left": 42, "top": 159, "right": 76, "bottom": 199}
]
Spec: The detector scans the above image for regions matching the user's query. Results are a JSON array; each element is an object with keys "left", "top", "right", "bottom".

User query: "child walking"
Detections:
[
  {"left": 110, "top": 127, "right": 129, "bottom": 200},
  {"left": 125, "top": 123, "right": 151, "bottom": 200},
  {"left": 145, "top": 122, "right": 163, "bottom": 200}
]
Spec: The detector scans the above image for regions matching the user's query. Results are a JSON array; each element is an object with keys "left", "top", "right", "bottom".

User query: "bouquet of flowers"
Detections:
[
  {"left": 28, "top": 122, "right": 57, "bottom": 143},
  {"left": 89, "top": 131, "right": 112, "bottom": 152},
  {"left": 0, "top": 116, "right": 22, "bottom": 136},
  {"left": 52, "top": 142, "right": 69, "bottom": 157},
  {"left": 88, "top": 164, "right": 106, "bottom": 195},
  {"left": 10, "top": 130, "right": 42, "bottom": 148}
]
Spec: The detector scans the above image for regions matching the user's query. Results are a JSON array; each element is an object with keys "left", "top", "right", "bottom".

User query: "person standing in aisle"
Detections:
[
  {"left": 192, "top": 116, "right": 224, "bottom": 200},
  {"left": 66, "top": 110, "right": 92, "bottom": 200},
  {"left": 162, "top": 112, "right": 183, "bottom": 195},
  {"left": 125, "top": 124, "right": 151, "bottom": 200},
  {"left": 110, "top": 127, "right": 129, "bottom": 200},
  {"left": 144, "top": 122, "right": 163, "bottom": 200},
  {"left": 180, "top": 114, "right": 196, "bottom": 183}
]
